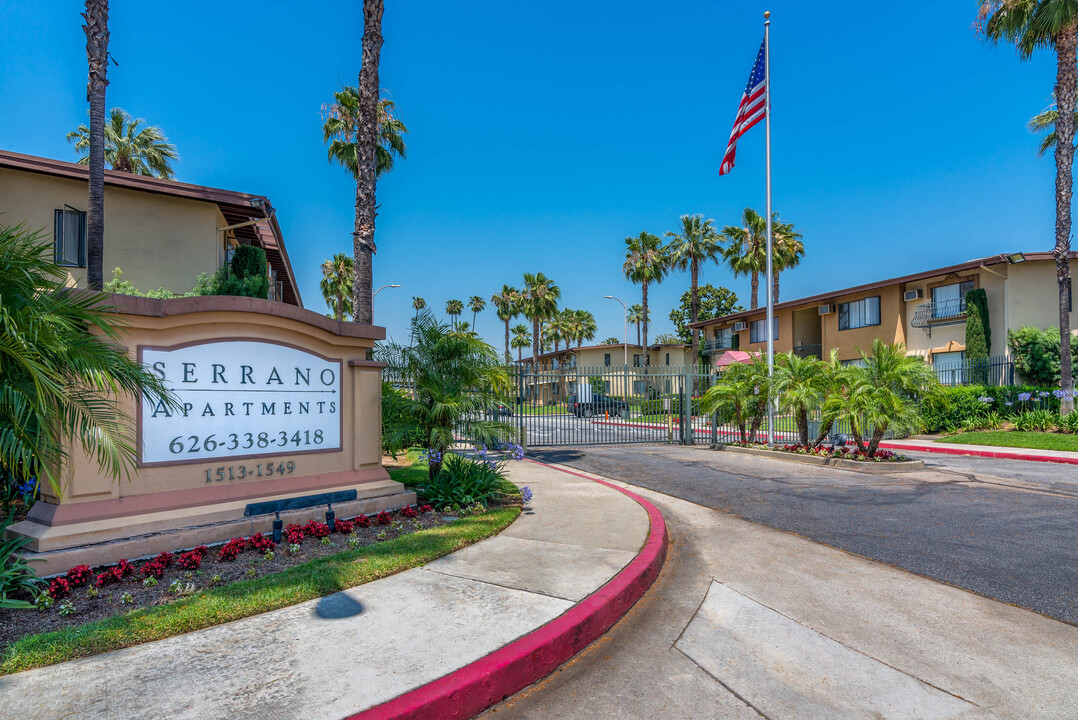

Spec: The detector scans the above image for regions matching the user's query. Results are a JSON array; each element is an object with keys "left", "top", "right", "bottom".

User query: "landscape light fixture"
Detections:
[
  {"left": 326, "top": 503, "right": 335, "bottom": 533},
  {"left": 374, "top": 284, "right": 402, "bottom": 297},
  {"left": 603, "top": 295, "right": 629, "bottom": 366},
  {"left": 272, "top": 511, "right": 283, "bottom": 545}
]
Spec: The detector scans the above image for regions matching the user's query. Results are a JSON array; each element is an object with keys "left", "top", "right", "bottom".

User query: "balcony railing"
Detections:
[
  {"left": 703, "top": 338, "right": 736, "bottom": 354},
  {"left": 793, "top": 343, "right": 823, "bottom": 360},
  {"left": 932, "top": 355, "right": 1014, "bottom": 386},
  {"left": 911, "top": 298, "right": 967, "bottom": 328}
]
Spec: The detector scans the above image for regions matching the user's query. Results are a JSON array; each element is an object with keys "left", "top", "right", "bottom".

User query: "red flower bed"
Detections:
[
  {"left": 740, "top": 443, "right": 907, "bottom": 462},
  {"left": 354, "top": 514, "right": 371, "bottom": 528},
  {"left": 117, "top": 559, "right": 136, "bottom": 577},
  {"left": 152, "top": 551, "right": 175, "bottom": 568},
  {"left": 177, "top": 550, "right": 204, "bottom": 570},
  {"left": 218, "top": 537, "right": 248, "bottom": 562},
  {"left": 283, "top": 524, "right": 305, "bottom": 544},
  {"left": 47, "top": 577, "right": 71, "bottom": 600},
  {"left": 418, "top": 505, "right": 433, "bottom": 514},
  {"left": 249, "top": 532, "right": 276, "bottom": 553},
  {"left": 141, "top": 559, "right": 167, "bottom": 579},
  {"left": 375, "top": 511, "right": 391, "bottom": 526},
  {"left": 303, "top": 520, "right": 330, "bottom": 539},
  {"left": 94, "top": 566, "right": 124, "bottom": 587},
  {"left": 335, "top": 518, "right": 354, "bottom": 534},
  {"left": 65, "top": 564, "right": 92, "bottom": 587},
  {"left": 400, "top": 505, "right": 418, "bottom": 519}
]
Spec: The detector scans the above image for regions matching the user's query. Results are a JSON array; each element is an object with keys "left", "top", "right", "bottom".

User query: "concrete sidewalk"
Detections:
[
  {"left": 0, "top": 462, "right": 652, "bottom": 720},
  {"left": 882, "top": 437, "right": 1078, "bottom": 465},
  {"left": 489, "top": 462, "right": 1078, "bottom": 719}
]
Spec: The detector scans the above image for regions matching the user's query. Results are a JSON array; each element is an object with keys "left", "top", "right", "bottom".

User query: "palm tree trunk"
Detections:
[
  {"left": 1055, "top": 23, "right": 1078, "bottom": 415},
  {"left": 642, "top": 281, "right": 650, "bottom": 368},
  {"left": 772, "top": 267, "right": 780, "bottom": 303},
  {"left": 636, "top": 322, "right": 641, "bottom": 346},
  {"left": 83, "top": 0, "right": 109, "bottom": 291},
  {"left": 351, "top": 0, "right": 384, "bottom": 326},
  {"left": 690, "top": 259, "right": 699, "bottom": 366},
  {"left": 503, "top": 319, "right": 511, "bottom": 364},
  {"left": 472, "top": 311, "right": 477, "bottom": 329},
  {"left": 750, "top": 271, "right": 759, "bottom": 310},
  {"left": 532, "top": 319, "right": 540, "bottom": 370}
]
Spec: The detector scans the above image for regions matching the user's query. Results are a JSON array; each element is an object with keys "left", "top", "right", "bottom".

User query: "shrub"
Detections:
[
  {"left": 1008, "top": 326, "right": 1078, "bottom": 386},
  {"left": 1014, "top": 409, "right": 1058, "bottom": 432},
  {"left": 1060, "top": 412, "right": 1078, "bottom": 434},
  {"left": 419, "top": 453, "right": 503, "bottom": 509},
  {"left": 283, "top": 524, "right": 305, "bottom": 544},
  {"left": 381, "top": 382, "right": 426, "bottom": 457}
]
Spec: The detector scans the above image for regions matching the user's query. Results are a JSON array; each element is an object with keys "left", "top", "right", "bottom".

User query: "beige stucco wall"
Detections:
[
  {"left": 0, "top": 167, "right": 224, "bottom": 294},
  {"left": 1006, "top": 260, "right": 1077, "bottom": 341}
]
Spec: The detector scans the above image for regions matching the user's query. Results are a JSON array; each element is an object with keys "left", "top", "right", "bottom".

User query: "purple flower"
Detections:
[
  {"left": 1018, "top": 392, "right": 1032, "bottom": 402},
  {"left": 1039, "top": 391, "right": 1051, "bottom": 398},
  {"left": 978, "top": 396, "right": 993, "bottom": 404},
  {"left": 1005, "top": 401, "right": 1013, "bottom": 407},
  {"left": 17, "top": 480, "right": 35, "bottom": 497},
  {"left": 520, "top": 486, "right": 533, "bottom": 504},
  {"left": 419, "top": 448, "right": 442, "bottom": 466}
]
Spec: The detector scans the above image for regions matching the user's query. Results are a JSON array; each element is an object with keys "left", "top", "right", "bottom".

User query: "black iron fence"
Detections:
[{"left": 931, "top": 355, "right": 1013, "bottom": 387}]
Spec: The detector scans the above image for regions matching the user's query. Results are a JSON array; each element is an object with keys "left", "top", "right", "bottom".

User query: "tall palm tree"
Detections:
[
  {"left": 769, "top": 218, "right": 804, "bottom": 303},
  {"left": 572, "top": 309, "right": 597, "bottom": 348},
  {"left": 445, "top": 299, "right": 464, "bottom": 330},
  {"left": 519, "top": 272, "right": 561, "bottom": 369},
  {"left": 468, "top": 295, "right": 486, "bottom": 331},
  {"left": 67, "top": 108, "right": 178, "bottom": 179},
  {"left": 82, "top": 0, "right": 109, "bottom": 291},
  {"left": 324, "top": 92, "right": 409, "bottom": 178},
  {"left": 548, "top": 310, "right": 571, "bottom": 354},
  {"left": 980, "top": 0, "right": 1078, "bottom": 413},
  {"left": 721, "top": 208, "right": 801, "bottom": 308},
  {"left": 666, "top": 214, "right": 725, "bottom": 363},
  {"left": 410, "top": 296, "right": 426, "bottom": 344},
  {"left": 491, "top": 285, "right": 519, "bottom": 364},
  {"left": 511, "top": 324, "right": 532, "bottom": 364},
  {"left": 1028, "top": 101, "right": 1078, "bottom": 156},
  {"left": 623, "top": 232, "right": 668, "bottom": 366},
  {"left": 319, "top": 253, "right": 354, "bottom": 321},
  {"left": 627, "top": 304, "right": 648, "bottom": 345}
]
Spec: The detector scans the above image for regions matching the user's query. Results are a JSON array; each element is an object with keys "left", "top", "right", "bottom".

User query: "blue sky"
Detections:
[{"left": 0, "top": 1, "right": 1061, "bottom": 351}]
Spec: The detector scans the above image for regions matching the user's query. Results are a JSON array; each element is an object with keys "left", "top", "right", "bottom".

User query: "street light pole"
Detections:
[
  {"left": 373, "top": 283, "right": 402, "bottom": 298},
  {"left": 604, "top": 295, "right": 628, "bottom": 366}
]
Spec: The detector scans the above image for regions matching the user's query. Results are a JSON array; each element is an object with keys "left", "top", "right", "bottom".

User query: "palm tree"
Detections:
[
  {"left": 82, "top": 0, "right": 110, "bottom": 291},
  {"left": 445, "top": 299, "right": 464, "bottom": 330},
  {"left": 771, "top": 352, "right": 825, "bottom": 446},
  {"left": 980, "top": 0, "right": 1078, "bottom": 414},
  {"left": 666, "top": 214, "right": 725, "bottom": 363},
  {"left": 0, "top": 223, "right": 175, "bottom": 498},
  {"left": 837, "top": 340, "right": 938, "bottom": 457},
  {"left": 67, "top": 108, "right": 178, "bottom": 179},
  {"left": 548, "top": 310, "right": 571, "bottom": 354},
  {"left": 511, "top": 324, "right": 532, "bottom": 364},
  {"left": 1029, "top": 101, "right": 1078, "bottom": 156},
  {"left": 491, "top": 285, "right": 519, "bottom": 364},
  {"left": 468, "top": 295, "right": 486, "bottom": 331},
  {"left": 627, "top": 304, "right": 648, "bottom": 346},
  {"left": 320, "top": 253, "right": 354, "bottom": 321},
  {"left": 376, "top": 309, "right": 511, "bottom": 478},
  {"left": 770, "top": 218, "right": 804, "bottom": 303},
  {"left": 572, "top": 309, "right": 597, "bottom": 348},
  {"left": 324, "top": 91, "right": 409, "bottom": 178},
  {"left": 699, "top": 354, "right": 771, "bottom": 444},
  {"left": 410, "top": 296, "right": 426, "bottom": 345},
  {"left": 623, "top": 232, "right": 668, "bottom": 366},
  {"left": 519, "top": 272, "right": 561, "bottom": 369}
]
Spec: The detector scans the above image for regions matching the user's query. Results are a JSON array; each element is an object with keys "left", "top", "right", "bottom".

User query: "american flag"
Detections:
[{"left": 719, "top": 39, "right": 766, "bottom": 176}]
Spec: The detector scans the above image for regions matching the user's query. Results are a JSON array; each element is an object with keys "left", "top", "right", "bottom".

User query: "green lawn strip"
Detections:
[
  {"left": 1, "top": 503, "right": 519, "bottom": 675},
  {"left": 935, "top": 430, "right": 1078, "bottom": 452},
  {"left": 386, "top": 450, "right": 429, "bottom": 488}
]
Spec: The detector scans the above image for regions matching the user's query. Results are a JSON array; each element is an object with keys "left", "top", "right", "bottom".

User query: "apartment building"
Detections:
[
  {"left": 692, "top": 252, "right": 1073, "bottom": 379},
  {"left": 0, "top": 150, "right": 301, "bottom": 305}
]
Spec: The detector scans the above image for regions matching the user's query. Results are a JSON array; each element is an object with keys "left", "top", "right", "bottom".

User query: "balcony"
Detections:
[
  {"left": 703, "top": 338, "right": 736, "bottom": 354},
  {"left": 793, "top": 343, "right": 822, "bottom": 360},
  {"left": 911, "top": 298, "right": 967, "bottom": 329}
]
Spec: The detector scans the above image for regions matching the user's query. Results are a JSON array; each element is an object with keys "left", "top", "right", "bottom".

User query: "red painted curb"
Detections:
[
  {"left": 878, "top": 441, "right": 1078, "bottom": 466},
  {"left": 347, "top": 459, "right": 668, "bottom": 720}
]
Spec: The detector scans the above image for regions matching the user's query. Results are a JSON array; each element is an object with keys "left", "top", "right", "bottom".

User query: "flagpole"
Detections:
[{"left": 763, "top": 11, "right": 775, "bottom": 447}]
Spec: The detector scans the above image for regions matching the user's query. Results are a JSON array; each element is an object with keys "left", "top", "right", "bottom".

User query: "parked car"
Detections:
[
  {"left": 486, "top": 403, "right": 514, "bottom": 417},
  {"left": 567, "top": 393, "right": 630, "bottom": 418}
]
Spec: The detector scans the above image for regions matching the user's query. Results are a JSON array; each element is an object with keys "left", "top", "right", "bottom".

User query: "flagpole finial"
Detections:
[{"left": 764, "top": 11, "right": 770, "bottom": 19}]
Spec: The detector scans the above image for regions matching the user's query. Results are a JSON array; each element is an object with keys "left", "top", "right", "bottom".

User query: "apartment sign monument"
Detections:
[{"left": 140, "top": 340, "right": 343, "bottom": 466}]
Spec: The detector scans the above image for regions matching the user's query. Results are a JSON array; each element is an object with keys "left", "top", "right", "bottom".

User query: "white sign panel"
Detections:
[{"left": 140, "top": 341, "right": 342, "bottom": 465}]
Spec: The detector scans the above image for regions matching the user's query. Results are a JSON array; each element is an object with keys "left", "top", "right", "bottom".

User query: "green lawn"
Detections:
[
  {"left": 517, "top": 406, "right": 568, "bottom": 416},
  {"left": 1, "top": 457, "right": 520, "bottom": 675},
  {"left": 936, "top": 430, "right": 1078, "bottom": 452}
]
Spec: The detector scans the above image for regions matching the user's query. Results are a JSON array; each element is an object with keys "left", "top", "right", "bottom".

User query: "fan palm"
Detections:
[
  {"left": 548, "top": 310, "right": 572, "bottom": 354},
  {"left": 771, "top": 352, "right": 825, "bottom": 446},
  {"left": 0, "top": 224, "right": 176, "bottom": 499},
  {"left": 511, "top": 324, "right": 532, "bottom": 364},
  {"left": 836, "top": 340, "right": 938, "bottom": 457},
  {"left": 519, "top": 273, "right": 561, "bottom": 369},
  {"left": 319, "top": 253, "right": 354, "bottom": 321},
  {"left": 1029, "top": 102, "right": 1078, "bottom": 156},
  {"left": 376, "top": 309, "right": 511, "bottom": 478},
  {"left": 468, "top": 296, "right": 486, "bottom": 331},
  {"left": 491, "top": 285, "right": 519, "bottom": 364},
  {"left": 721, "top": 208, "right": 801, "bottom": 308},
  {"left": 699, "top": 354, "right": 770, "bottom": 444},
  {"left": 67, "top": 108, "right": 179, "bottom": 179},
  {"left": 627, "top": 304, "right": 648, "bottom": 346},
  {"left": 82, "top": 0, "right": 109, "bottom": 291},
  {"left": 980, "top": 0, "right": 1078, "bottom": 413},
  {"left": 770, "top": 218, "right": 804, "bottom": 303},
  {"left": 666, "top": 214, "right": 725, "bottom": 364},
  {"left": 445, "top": 299, "right": 464, "bottom": 330},
  {"left": 623, "top": 232, "right": 668, "bottom": 366},
  {"left": 572, "top": 309, "right": 597, "bottom": 348}
]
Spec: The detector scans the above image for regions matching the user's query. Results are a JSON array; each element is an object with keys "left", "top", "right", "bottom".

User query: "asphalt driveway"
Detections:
[{"left": 530, "top": 444, "right": 1078, "bottom": 624}]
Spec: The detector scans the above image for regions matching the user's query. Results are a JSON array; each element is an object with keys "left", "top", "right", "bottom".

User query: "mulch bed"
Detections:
[{"left": 0, "top": 509, "right": 449, "bottom": 653}]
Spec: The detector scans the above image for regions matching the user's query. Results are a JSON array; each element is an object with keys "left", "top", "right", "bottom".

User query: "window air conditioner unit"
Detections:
[
  {"left": 904, "top": 289, "right": 923, "bottom": 302},
  {"left": 733, "top": 321, "right": 748, "bottom": 332},
  {"left": 818, "top": 304, "right": 832, "bottom": 315}
]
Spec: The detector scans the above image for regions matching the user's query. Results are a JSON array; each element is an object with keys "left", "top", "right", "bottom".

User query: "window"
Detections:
[
  {"left": 932, "top": 350, "right": 967, "bottom": 386},
  {"left": 633, "top": 354, "right": 642, "bottom": 367},
  {"left": 749, "top": 318, "right": 778, "bottom": 344},
  {"left": 604, "top": 353, "right": 611, "bottom": 367},
  {"left": 54, "top": 206, "right": 86, "bottom": 267},
  {"left": 665, "top": 352, "right": 670, "bottom": 365},
  {"left": 633, "top": 380, "right": 646, "bottom": 394},
  {"left": 840, "top": 358, "right": 868, "bottom": 368},
  {"left": 931, "top": 280, "right": 975, "bottom": 318},
  {"left": 838, "top": 296, "right": 881, "bottom": 330}
]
